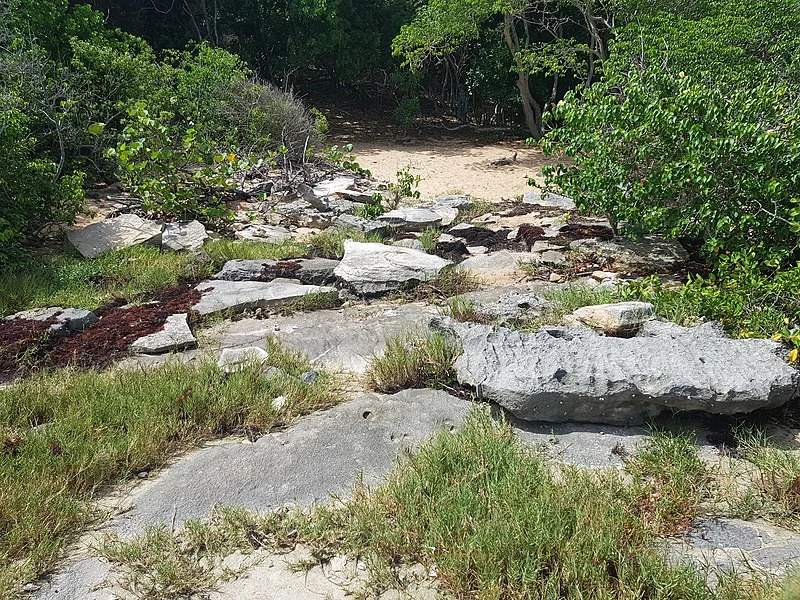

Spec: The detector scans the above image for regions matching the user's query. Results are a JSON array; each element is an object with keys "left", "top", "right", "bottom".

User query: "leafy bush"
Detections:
[
  {"left": 617, "top": 252, "right": 800, "bottom": 342},
  {"left": 0, "top": 106, "right": 84, "bottom": 262},
  {"left": 543, "top": 69, "right": 800, "bottom": 267},
  {"left": 105, "top": 102, "right": 241, "bottom": 225}
]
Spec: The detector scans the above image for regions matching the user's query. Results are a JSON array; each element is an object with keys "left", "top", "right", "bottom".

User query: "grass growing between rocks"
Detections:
[
  {"left": 98, "top": 410, "right": 798, "bottom": 599},
  {"left": 716, "top": 427, "right": 800, "bottom": 531},
  {"left": 0, "top": 340, "right": 340, "bottom": 598},
  {"left": 367, "top": 332, "right": 459, "bottom": 393},
  {"left": 304, "top": 228, "right": 385, "bottom": 259},
  {"left": 0, "top": 240, "right": 315, "bottom": 316}
]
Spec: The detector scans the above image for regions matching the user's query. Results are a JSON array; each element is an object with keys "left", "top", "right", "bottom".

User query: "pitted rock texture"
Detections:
[{"left": 432, "top": 317, "right": 800, "bottom": 425}]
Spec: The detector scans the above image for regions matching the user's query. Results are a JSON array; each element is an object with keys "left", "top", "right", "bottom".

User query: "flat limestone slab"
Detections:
[
  {"left": 433, "top": 317, "right": 800, "bottom": 425},
  {"left": 211, "top": 302, "right": 439, "bottom": 373},
  {"left": 192, "top": 279, "right": 335, "bottom": 316},
  {"left": 130, "top": 313, "right": 197, "bottom": 354},
  {"left": 67, "top": 214, "right": 163, "bottom": 258},
  {"left": 334, "top": 241, "right": 451, "bottom": 295}
]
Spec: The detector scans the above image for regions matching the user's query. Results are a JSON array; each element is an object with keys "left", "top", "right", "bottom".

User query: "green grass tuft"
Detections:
[{"left": 366, "top": 332, "right": 459, "bottom": 393}]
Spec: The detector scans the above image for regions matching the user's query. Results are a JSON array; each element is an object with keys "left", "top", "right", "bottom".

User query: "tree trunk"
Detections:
[{"left": 503, "top": 12, "right": 543, "bottom": 138}]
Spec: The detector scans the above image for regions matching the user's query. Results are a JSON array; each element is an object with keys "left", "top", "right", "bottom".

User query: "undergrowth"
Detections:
[
  {"left": 0, "top": 340, "right": 339, "bottom": 597},
  {"left": 99, "top": 410, "right": 799, "bottom": 599},
  {"left": 367, "top": 332, "right": 459, "bottom": 393}
]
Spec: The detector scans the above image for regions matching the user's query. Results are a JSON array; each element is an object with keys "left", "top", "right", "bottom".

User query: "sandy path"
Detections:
[{"left": 327, "top": 112, "right": 560, "bottom": 203}]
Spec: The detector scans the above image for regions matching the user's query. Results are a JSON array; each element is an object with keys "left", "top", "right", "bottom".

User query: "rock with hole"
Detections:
[{"left": 432, "top": 317, "right": 800, "bottom": 425}]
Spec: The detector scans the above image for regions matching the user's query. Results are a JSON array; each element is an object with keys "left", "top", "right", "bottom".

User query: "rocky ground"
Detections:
[{"left": 5, "top": 161, "right": 800, "bottom": 598}]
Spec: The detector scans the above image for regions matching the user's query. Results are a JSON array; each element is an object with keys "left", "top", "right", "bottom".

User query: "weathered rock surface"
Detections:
[
  {"left": 217, "top": 347, "right": 269, "bottom": 373},
  {"left": 570, "top": 236, "right": 689, "bottom": 273},
  {"left": 234, "top": 224, "right": 292, "bottom": 244},
  {"left": 377, "top": 207, "right": 443, "bottom": 231},
  {"left": 30, "top": 389, "right": 469, "bottom": 600},
  {"left": 333, "top": 214, "right": 389, "bottom": 234},
  {"left": 669, "top": 518, "right": 800, "bottom": 580},
  {"left": 210, "top": 302, "right": 439, "bottom": 373},
  {"left": 6, "top": 307, "right": 97, "bottom": 333},
  {"left": 523, "top": 190, "right": 577, "bottom": 211},
  {"left": 433, "top": 317, "right": 800, "bottom": 425},
  {"left": 192, "top": 280, "right": 335, "bottom": 316},
  {"left": 213, "top": 258, "right": 339, "bottom": 285},
  {"left": 116, "top": 389, "right": 470, "bottom": 535},
  {"left": 393, "top": 238, "right": 426, "bottom": 251},
  {"left": 67, "top": 214, "right": 163, "bottom": 258},
  {"left": 456, "top": 288, "right": 551, "bottom": 324},
  {"left": 334, "top": 241, "right": 451, "bottom": 295},
  {"left": 130, "top": 313, "right": 196, "bottom": 354},
  {"left": 161, "top": 220, "right": 208, "bottom": 251},
  {"left": 565, "top": 302, "right": 654, "bottom": 336}
]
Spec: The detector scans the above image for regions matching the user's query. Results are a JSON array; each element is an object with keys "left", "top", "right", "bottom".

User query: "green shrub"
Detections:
[
  {"left": 106, "top": 102, "right": 244, "bottom": 225},
  {"left": 543, "top": 69, "right": 800, "bottom": 267},
  {"left": 0, "top": 106, "right": 84, "bottom": 262}
]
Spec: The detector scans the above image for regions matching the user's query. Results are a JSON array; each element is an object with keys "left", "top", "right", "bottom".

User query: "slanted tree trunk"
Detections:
[{"left": 503, "top": 12, "right": 543, "bottom": 138}]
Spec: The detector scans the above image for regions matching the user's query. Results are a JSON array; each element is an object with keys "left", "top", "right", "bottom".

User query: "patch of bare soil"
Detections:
[{"left": 326, "top": 108, "right": 560, "bottom": 203}]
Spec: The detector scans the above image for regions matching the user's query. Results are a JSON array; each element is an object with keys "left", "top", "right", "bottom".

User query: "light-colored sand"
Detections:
[{"left": 330, "top": 126, "right": 559, "bottom": 203}]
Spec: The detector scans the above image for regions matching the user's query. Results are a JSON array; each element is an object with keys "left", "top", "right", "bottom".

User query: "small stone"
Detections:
[
  {"left": 591, "top": 271, "right": 618, "bottom": 281},
  {"left": 137, "top": 471, "right": 149, "bottom": 479},
  {"left": 433, "top": 194, "right": 473, "bottom": 209},
  {"left": 393, "top": 238, "right": 426, "bottom": 252},
  {"left": 218, "top": 347, "right": 269, "bottom": 373},
  {"left": 540, "top": 250, "right": 568, "bottom": 266},
  {"left": 467, "top": 246, "right": 488, "bottom": 255},
  {"left": 130, "top": 313, "right": 197, "bottom": 354},
  {"left": 549, "top": 273, "right": 565, "bottom": 283},
  {"left": 377, "top": 207, "right": 443, "bottom": 232},
  {"left": 507, "top": 228, "right": 519, "bottom": 240},
  {"left": 565, "top": 301, "right": 655, "bottom": 335},
  {"left": 271, "top": 396, "right": 288, "bottom": 410},
  {"left": 532, "top": 240, "right": 567, "bottom": 253},
  {"left": 301, "top": 370, "right": 320, "bottom": 384},
  {"left": 235, "top": 224, "right": 292, "bottom": 244},
  {"left": 523, "top": 190, "right": 577, "bottom": 211},
  {"left": 22, "top": 583, "right": 41, "bottom": 592}
]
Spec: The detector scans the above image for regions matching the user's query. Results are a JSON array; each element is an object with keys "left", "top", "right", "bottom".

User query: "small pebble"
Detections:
[
  {"left": 300, "top": 370, "right": 319, "bottom": 384},
  {"left": 271, "top": 396, "right": 288, "bottom": 410}
]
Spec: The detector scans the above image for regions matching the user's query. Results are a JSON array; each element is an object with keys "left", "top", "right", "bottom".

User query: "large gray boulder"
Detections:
[
  {"left": 67, "top": 214, "right": 163, "bottom": 258},
  {"left": 334, "top": 241, "right": 451, "bottom": 295},
  {"left": 192, "top": 280, "right": 335, "bottom": 317},
  {"left": 433, "top": 317, "right": 800, "bottom": 425}
]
